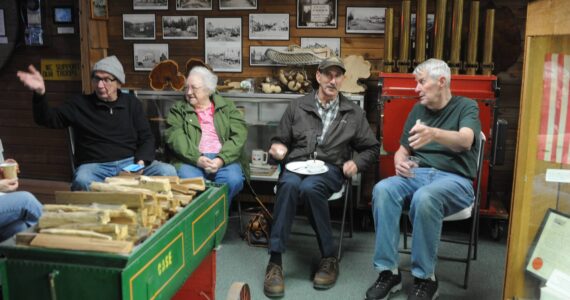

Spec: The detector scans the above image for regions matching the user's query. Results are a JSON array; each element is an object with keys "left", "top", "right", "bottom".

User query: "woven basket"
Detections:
[{"left": 265, "top": 45, "right": 332, "bottom": 66}]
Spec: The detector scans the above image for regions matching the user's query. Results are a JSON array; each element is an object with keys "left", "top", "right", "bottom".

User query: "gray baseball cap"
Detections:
[
  {"left": 318, "top": 56, "right": 346, "bottom": 74},
  {"left": 92, "top": 55, "right": 125, "bottom": 84}
]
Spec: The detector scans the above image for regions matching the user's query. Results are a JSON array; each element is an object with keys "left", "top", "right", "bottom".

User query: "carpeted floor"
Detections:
[{"left": 215, "top": 214, "right": 507, "bottom": 300}]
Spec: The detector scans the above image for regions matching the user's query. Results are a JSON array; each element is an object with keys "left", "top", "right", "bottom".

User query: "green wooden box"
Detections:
[{"left": 0, "top": 183, "right": 228, "bottom": 300}]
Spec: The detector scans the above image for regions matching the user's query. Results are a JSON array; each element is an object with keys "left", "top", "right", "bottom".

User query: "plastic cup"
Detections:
[
  {"left": 0, "top": 162, "right": 18, "bottom": 179},
  {"left": 407, "top": 156, "right": 421, "bottom": 177}
]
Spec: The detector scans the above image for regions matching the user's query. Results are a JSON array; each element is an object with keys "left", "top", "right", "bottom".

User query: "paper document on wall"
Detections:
[{"left": 526, "top": 209, "right": 570, "bottom": 280}]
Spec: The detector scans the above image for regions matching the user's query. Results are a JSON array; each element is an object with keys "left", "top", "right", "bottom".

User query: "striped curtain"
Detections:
[{"left": 538, "top": 53, "right": 570, "bottom": 164}]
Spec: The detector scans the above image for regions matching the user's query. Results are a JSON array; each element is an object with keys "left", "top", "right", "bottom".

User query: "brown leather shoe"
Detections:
[
  {"left": 264, "top": 262, "right": 284, "bottom": 298},
  {"left": 313, "top": 257, "right": 339, "bottom": 290}
]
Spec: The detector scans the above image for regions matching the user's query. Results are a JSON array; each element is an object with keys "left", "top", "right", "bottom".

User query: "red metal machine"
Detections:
[{"left": 377, "top": 73, "right": 508, "bottom": 238}]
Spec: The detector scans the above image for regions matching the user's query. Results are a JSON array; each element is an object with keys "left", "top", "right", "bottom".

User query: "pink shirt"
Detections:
[{"left": 197, "top": 105, "right": 222, "bottom": 154}]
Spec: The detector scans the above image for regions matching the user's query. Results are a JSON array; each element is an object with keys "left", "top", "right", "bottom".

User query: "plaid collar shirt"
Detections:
[{"left": 315, "top": 94, "right": 339, "bottom": 144}]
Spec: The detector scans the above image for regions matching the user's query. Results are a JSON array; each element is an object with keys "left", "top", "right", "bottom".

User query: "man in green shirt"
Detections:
[{"left": 366, "top": 59, "right": 481, "bottom": 300}]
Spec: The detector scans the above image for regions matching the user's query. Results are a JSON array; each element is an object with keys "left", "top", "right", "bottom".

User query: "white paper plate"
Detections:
[{"left": 285, "top": 161, "right": 328, "bottom": 175}]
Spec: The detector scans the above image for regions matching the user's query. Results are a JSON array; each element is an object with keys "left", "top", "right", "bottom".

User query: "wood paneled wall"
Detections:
[
  {"left": 0, "top": 0, "right": 526, "bottom": 210},
  {"left": 106, "top": 0, "right": 394, "bottom": 89},
  {"left": 0, "top": 0, "right": 80, "bottom": 182}
]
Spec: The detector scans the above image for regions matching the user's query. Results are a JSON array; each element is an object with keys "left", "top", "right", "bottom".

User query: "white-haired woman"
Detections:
[{"left": 165, "top": 67, "right": 247, "bottom": 202}]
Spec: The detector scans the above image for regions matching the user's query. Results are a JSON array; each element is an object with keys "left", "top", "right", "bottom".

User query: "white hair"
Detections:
[
  {"left": 413, "top": 58, "right": 451, "bottom": 87},
  {"left": 188, "top": 66, "right": 218, "bottom": 95}
]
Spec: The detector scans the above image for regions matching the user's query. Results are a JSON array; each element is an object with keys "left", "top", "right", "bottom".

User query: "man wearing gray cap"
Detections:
[
  {"left": 17, "top": 55, "right": 176, "bottom": 190},
  {"left": 263, "top": 56, "right": 379, "bottom": 297}
]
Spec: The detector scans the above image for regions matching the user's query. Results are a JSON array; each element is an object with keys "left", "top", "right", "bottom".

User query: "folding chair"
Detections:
[
  {"left": 240, "top": 173, "right": 353, "bottom": 260},
  {"left": 400, "top": 132, "right": 486, "bottom": 289},
  {"left": 277, "top": 177, "right": 353, "bottom": 260}
]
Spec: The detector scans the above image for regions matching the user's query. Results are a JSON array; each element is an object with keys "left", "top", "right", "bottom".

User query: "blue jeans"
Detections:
[
  {"left": 371, "top": 168, "right": 474, "bottom": 279},
  {"left": 0, "top": 191, "right": 42, "bottom": 242},
  {"left": 177, "top": 153, "right": 244, "bottom": 203},
  {"left": 269, "top": 163, "right": 344, "bottom": 257},
  {"left": 72, "top": 157, "right": 177, "bottom": 191}
]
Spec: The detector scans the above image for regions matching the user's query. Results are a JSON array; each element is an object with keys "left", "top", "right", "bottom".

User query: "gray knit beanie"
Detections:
[{"left": 92, "top": 55, "right": 125, "bottom": 84}]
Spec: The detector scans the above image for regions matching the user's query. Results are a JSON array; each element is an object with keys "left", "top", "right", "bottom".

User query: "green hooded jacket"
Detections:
[{"left": 164, "top": 92, "right": 249, "bottom": 178}]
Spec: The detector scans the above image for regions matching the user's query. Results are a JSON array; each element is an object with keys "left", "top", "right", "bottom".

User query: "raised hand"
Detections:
[{"left": 17, "top": 65, "right": 46, "bottom": 95}]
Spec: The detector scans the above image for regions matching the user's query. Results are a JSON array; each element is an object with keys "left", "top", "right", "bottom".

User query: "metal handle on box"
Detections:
[{"left": 48, "top": 270, "right": 60, "bottom": 300}]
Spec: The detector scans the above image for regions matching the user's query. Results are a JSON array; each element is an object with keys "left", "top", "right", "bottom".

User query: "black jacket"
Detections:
[
  {"left": 33, "top": 91, "right": 155, "bottom": 166},
  {"left": 271, "top": 91, "right": 379, "bottom": 172}
]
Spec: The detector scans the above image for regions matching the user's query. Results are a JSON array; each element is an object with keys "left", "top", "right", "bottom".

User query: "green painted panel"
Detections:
[{"left": 0, "top": 183, "right": 228, "bottom": 300}]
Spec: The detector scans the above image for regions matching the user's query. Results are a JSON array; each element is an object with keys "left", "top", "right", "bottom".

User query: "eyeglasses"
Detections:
[
  {"left": 186, "top": 85, "right": 204, "bottom": 92},
  {"left": 92, "top": 75, "right": 117, "bottom": 84}
]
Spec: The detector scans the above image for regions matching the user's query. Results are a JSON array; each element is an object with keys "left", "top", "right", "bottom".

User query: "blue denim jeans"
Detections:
[
  {"left": 71, "top": 157, "right": 177, "bottom": 191},
  {"left": 176, "top": 153, "right": 244, "bottom": 203},
  {"left": 0, "top": 191, "right": 42, "bottom": 242},
  {"left": 269, "top": 163, "right": 344, "bottom": 257},
  {"left": 371, "top": 167, "right": 474, "bottom": 279}
]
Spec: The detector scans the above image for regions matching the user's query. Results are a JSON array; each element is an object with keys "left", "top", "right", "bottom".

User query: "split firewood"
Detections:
[
  {"left": 149, "top": 176, "right": 180, "bottom": 185},
  {"left": 39, "top": 211, "right": 111, "bottom": 229},
  {"left": 55, "top": 191, "right": 145, "bottom": 209},
  {"left": 30, "top": 234, "right": 133, "bottom": 255},
  {"left": 39, "top": 228, "right": 113, "bottom": 240},
  {"left": 90, "top": 182, "right": 155, "bottom": 197},
  {"left": 43, "top": 204, "right": 100, "bottom": 213},
  {"left": 54, "top": 223, "right": 129, "bottom": 238},
  {"left": 105, "top": 177, "right": 139, "bottom": 186},
  {"left": 180, "top": 177, "right": 205, "bottom": 186},
  {"left": 16, "top": 232, "right": 37, "bottom": 245},
  {"left": 173, "top": 194, "right": 193, "bottom": 206}
]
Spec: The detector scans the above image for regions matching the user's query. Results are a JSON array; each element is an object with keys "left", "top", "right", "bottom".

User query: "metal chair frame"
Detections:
[
  {"left": 400, "top": 132, "right": 486, "bottom": 289},
  {"left": 237, "top": 174, "right": 354, "bottom": 261}
]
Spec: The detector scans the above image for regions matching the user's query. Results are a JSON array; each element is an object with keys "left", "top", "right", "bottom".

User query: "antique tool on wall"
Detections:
[
  {"left": 481, "top": 9, "right": 495, "bottom": 76},
  {"left": 433, "top": 0, "right": 447, "bottom": 60},
  {"left": 465, "top": 1, "right": 480, "bottom": 75},
  {"left": 384, "top": 8, "right": 395, "bottom": 73},
  {"left": 397, "top": 0, "right": 411, "bottom": 73},
  {"left": 414, "top": 0, "right": 428, "bottom": 66},
  {"left": 449, "top": 0, "right": 464, "bottom": 74}
]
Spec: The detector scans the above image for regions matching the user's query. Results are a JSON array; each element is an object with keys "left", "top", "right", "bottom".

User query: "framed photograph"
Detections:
[
  {"left": 133, "top": 0, "right": 168, "bottom": 10},
  {"left": 123, "top": 14, "right": 156, "bottom": 40},
  {"left": 176, "top": 0, "right": 212, "bottom": 10},
  {"left": 249, "top": 14, "right": 289, "bottom": 40},
  {"left": 250, "top": 46, "right": 287, "bottom": 66},
  {"left": 133, "top": 43, "right": 169, "bottom": 71},
  {"left": 163, "top": 16, "right": 198, "bottom": 39},
  {"left": 346, "top": 7, "right": 385, "bottom": 34},
  {"left": 301, "top": 37, "right": 340, "bottom": 57},
  {"left": 53, "top": 6, "right": 73, "bottom": 24},
  {"left": 91, "top": 0, "right": 108, "bottom": 20},
  {"left": 205, "top": 18, "right": 242, "bottom": 72},
  {"left": 219, "top": 0, "right": 257, "bottom": 10},
  {"left": 297, "top": 0, "right": 337, "bottom": 28}
]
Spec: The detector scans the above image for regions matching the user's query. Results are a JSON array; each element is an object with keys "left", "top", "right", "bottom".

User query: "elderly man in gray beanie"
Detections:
[{"left": 17, "top": 55, "right": 176, "bottom": 190}]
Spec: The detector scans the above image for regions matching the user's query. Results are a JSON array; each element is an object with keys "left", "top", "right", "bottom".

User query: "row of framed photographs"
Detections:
[
  {"left": 124, "top": 14, "right": 290, "bottom": 40},
  {"left": 132, "top": 38, "right": 340, "bottom": 72},
  {"left": 91, "top": 0, "right": 258, "bottom": 20},
  {"left": 133, "top": 0, "right": 257, "bottom": 11},
  {"left": 124, "top": 8, "right": 388, "bottom": 42},
  {"left": 95, "top": 0, "right": 386, "bottom": 33}
]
